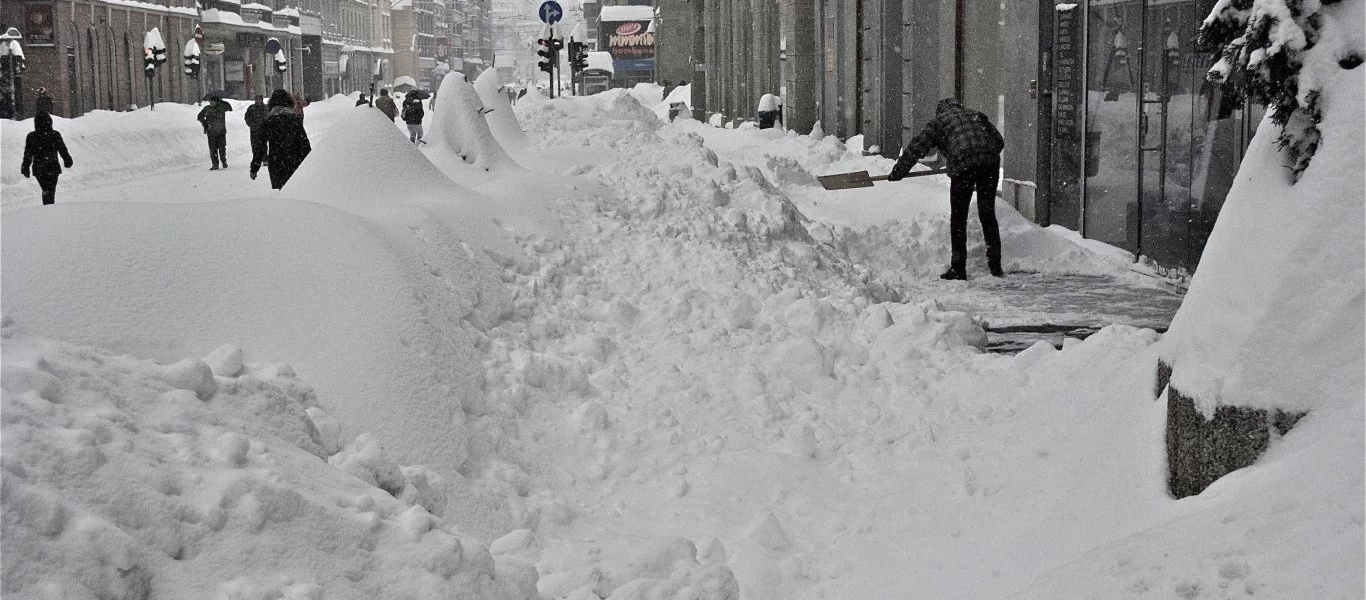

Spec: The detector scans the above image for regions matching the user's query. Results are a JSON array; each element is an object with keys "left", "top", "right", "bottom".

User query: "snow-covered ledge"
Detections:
[{"left": 1156, "top": 41, "right": 1363, "bottom": 498}]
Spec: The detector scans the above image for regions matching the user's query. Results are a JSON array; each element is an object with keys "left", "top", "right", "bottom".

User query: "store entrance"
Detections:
[{"left": 1078, "top": 0, "right": 1261, "bottom": 273}]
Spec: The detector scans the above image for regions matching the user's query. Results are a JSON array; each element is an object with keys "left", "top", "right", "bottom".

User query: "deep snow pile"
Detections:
[
  {"left": 1, "top": 74, "right": 1359, "bottom": 600},
  {"left": 0, "top": 199, "right": 506, "bottom": 505},
  {"left": 284, "top": 107, "right": 522, "bottom": 256},
  {"left": 0, "top": 325, "right": 536, "bottom": 599},
  {"left": 474, "top": 68, "right": 530, "bottom": 152},
  {"left": 425, "top": 72, "right": 521, "bottom": 179},
  {"left": 1161, "top": 3, "right": 1365, "bottom": 416}
]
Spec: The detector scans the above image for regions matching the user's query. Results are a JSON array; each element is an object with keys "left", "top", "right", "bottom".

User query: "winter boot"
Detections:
[
  {"left": 989, "top": 260, "right": 1004, "bottom": 278},
  {"left": 940, "top": 268, "right": 966, "bottom": 281}
]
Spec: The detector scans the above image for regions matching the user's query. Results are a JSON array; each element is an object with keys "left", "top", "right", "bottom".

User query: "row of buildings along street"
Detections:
[{"left": 0, "top": 0, "right": 495, "bottom": 117}]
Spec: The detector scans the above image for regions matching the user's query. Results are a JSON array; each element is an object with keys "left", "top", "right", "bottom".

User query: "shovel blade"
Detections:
[{"left": 817, "top": 170, "right": 875, "bottom": 190}]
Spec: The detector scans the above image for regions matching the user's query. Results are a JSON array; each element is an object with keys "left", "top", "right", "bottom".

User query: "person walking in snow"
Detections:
[
  {"left": 355, "top": 94, "right": 370, "bottom": 107},
  {"left": 250, "top": 89, "right": 312, "bottom": 190},
  {"left": 888, "top": 97, "right": 1005, "bottom": 280},
  {"left": 197, "top": 96, "right": 233, "bottom": 170},
  {"left": 375, "top": 88, "right": 398, "bottom": 121},
  {"left": 20, "top": 112, "right": 74, "bottom": 206},
  {"left": 244, "top": 95, "right": 268, "bottom": 167},
  {"left": 402, "top": 95, "right": 425, "bottom": 144},
  {"left": 33, "top": 86, "right": 53, "bottom": 115}
]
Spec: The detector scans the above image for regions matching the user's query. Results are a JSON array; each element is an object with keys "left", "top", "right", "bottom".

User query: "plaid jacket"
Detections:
[{"left": 892, "top": 99, "right": 1004, "bottom": 177}]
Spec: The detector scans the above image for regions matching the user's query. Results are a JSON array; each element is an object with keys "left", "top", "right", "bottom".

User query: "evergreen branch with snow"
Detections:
[{"left": 1197, "top": 0, "right": 1344, "bottom": 180}]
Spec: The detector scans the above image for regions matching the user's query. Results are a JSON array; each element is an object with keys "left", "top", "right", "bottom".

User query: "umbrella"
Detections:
[
  {"left": 202, "top": 90, "right": 226, "bottom": 101},
  {"left": 405, "top": 89, "right": 431, "bottom": 100}
]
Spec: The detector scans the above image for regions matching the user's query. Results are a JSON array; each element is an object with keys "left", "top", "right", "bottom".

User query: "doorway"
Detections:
[{"left": 1078, "top": 0, "right": 1261, "bottom": 273}]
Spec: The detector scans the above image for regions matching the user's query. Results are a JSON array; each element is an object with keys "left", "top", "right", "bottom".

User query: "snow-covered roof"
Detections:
[
  {"left": 200, "top": 8, "right": 302, "bottom": 34},
  {"left": 241, "top": 3, "right": 274, "bottom": 11},
  {"left": 598, "top": 5, "right": 653, "bottom": 22},
  {"left": 102, "top": 0, "right": 199, "bottom": 16},
  {"left": 586, "top": 50, "right": 612, "bottom": 73},
  {"left": 275, "top": 7, "right": 300, "bottom": 16}
]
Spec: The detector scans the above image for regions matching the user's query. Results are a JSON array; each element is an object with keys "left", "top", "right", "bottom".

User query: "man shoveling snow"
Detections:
[{"left": 888, "top": 97, "right": 1006, "bottom": 280}]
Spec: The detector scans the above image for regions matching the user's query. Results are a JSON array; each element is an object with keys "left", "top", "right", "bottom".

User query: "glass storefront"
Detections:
[{"left": 1078, "top": 0, "right": 1261, "bottom": 274}]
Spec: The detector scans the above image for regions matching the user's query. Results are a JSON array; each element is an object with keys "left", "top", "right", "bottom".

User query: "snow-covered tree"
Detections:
[{"left": 1198, "top": 0, "right": 1358, "bottom": 180}]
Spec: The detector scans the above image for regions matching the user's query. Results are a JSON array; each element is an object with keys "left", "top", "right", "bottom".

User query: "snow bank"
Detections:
[
  {"left": 474, "top": 68, "right": 529, "bottom": 152},
  {"left": 1160, "top": 60, "right": 1365, "bottom": 415},
  {"left": 0, "top": 329, "right": 536, "bottom": 599},
  {"left": 285, "top": 107, "right": 520, "bottom": 257},
  {"left": 0, "top": 198, "right": 508, "bottom": 486},
  {"left": 425, "top": 72, "right": 520, "bottom": 178}
]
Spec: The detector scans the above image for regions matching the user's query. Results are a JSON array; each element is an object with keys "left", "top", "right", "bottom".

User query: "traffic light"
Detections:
[
  {"left": 569, "top": 41, "right": 587, "bottom": 72},
  {"left": 536, "top": 38, "right": 554, "bottom": 74}
]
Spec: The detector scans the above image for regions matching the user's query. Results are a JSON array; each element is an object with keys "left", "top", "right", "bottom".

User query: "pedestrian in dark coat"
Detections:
[
  {"left": 375, "top": 89, "right": 398, "bottom": 121},
  {"left": 889, "top": 97, "right": 1006, "bottom": 279},
  {"left": 20, "top": 112, "right": 74, "bottom": 205},
  {"left": 244, "top": 95, "right": 268, "bottom": 166},
  {"left": 355, "top": 94, "right": 370, "bottom": 107},
  {"left": 34, "top": 87, "right": 54, "bottom": 115},
  {"left": 250, "top": 89, "right": 311, "bottom": 190},
  {"left": 402, "top": 97, "right": 425, "bottom": 144},
  {"left": 197, "top": 97, "right": 233, "bottom": 170}
]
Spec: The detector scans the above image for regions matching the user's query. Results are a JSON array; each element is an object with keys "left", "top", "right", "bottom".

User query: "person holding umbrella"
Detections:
[
  {"left": 197, "top": 91, "right": 233, "bottom": 170},
  {"left": 402, "top": 89, "right": 429, "bottom": 144}
]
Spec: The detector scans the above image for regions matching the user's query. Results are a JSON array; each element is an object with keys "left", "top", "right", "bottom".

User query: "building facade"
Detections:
[{"left": 1, "top": 0, "right": 201, "bottom": 118}]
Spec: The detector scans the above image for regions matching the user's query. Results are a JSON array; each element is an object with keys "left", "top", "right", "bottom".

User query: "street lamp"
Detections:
[{"left": 0, "top": 27, "right": 26, "bottom": 119}]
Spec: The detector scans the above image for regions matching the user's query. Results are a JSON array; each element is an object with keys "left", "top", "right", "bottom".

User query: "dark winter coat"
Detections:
[
  {"left": 891, "top": 98, "right": 1004, "bottom": 178},
  {"left": 244, "top": 102, "right": 268, "bottom": 130},
  {"left": 402, "top": 100, "right": 424, "bottom": 125},
  {"left": 21, "top": 112, "right": 73, "bottom": 178},
  {"left": 375, "top": 95, "right": 398, "bottom": 121},
  {"left": 252, "top": 106, "right": 311, "bottom": 189},
  {"left": 198, "top": 99, "right": 233, "bottom": 135}
]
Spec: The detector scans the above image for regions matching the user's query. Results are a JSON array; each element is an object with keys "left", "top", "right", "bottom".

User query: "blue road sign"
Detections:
[{"left": 538, "top": 0, "right": 563, "bottom": 24}]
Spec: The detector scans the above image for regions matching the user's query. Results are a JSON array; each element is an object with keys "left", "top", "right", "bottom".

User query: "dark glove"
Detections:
[
  {"left": 20, "top": 167, "right": 29, "bottom": 178},
  {"left": 249, "top": 170, "right": 257, "bottom": 180},
  {"left": 887, "top": 161, "right": 909, "bottom": 182},
  {"left": 64, "top": 158, "right": 73, "bottom": 169}
]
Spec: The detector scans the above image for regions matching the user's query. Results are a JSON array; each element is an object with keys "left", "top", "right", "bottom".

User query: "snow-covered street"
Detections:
[{"left": 1, "top": 68, "right": 1360, "bottom": 600}]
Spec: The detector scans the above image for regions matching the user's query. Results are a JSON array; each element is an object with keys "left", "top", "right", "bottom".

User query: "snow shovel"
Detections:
[{"left": 817, "top": 168, "right": 947, "bottom": 190}]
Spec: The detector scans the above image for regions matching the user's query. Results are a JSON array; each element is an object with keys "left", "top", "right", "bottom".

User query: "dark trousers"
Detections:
[
  {"left": 948, "top": 163, "right": 1002, "bottom": 273},
  {"left": 249, "top": 130, "right": 267, "bottom": 165},
  {"left": 36, "top": 173, "right": 59, "bottom": 205},
  {"left": 207, "top": 133, "right": 227, "bottom": 167}
]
